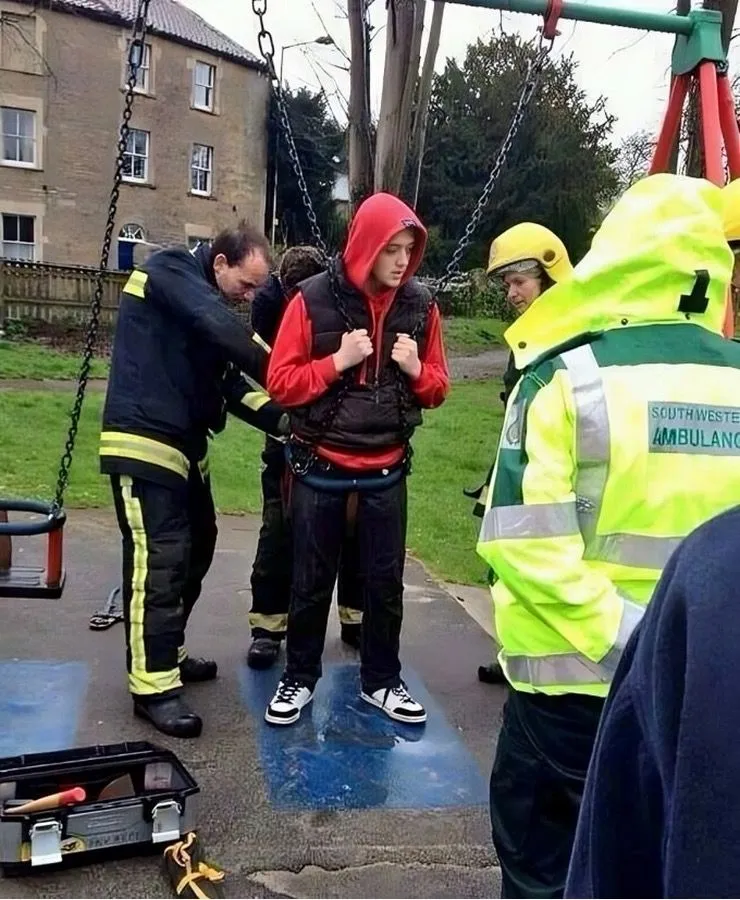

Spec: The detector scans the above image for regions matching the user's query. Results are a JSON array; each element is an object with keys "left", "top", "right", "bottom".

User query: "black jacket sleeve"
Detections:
[
  {"left": 250, "top": 273, "right": 285, "bottom": 347},
  {"left": 221, "top": 365, "right": 289, "bottom": 439},
  {"left": 566, "top": 505, "right": 740, "bottom": 899},
  {"left": 145, "top": 248, "right": 268, "bottom": 382}
]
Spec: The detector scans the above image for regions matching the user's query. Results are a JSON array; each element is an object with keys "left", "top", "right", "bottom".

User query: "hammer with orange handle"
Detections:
[{"left": 4, "top": 787, "right": 86, "bottom": 815}]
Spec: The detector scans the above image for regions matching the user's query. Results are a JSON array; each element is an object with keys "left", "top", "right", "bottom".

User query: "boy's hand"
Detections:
[
  {"left": 333, "top": 329, "right": 373, "bottom": 372},
  {"left": 391, "top": 333, "right": 421, "bottom": 379}
]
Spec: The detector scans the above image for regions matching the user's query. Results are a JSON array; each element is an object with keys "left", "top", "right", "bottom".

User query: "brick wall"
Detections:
[{"left": 0, "top": 0, "right": 269, "bottom": 267}]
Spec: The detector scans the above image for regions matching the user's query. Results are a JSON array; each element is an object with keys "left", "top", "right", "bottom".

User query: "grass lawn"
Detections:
[
  {"left": 0, "top": 341, "right": 109, "bottom": 380},
  {"left": 0, "top": 382, "right": 503, "bottom": 586},
  {"left": 442, "top": 316, "right": 508, "bottom": 354}
]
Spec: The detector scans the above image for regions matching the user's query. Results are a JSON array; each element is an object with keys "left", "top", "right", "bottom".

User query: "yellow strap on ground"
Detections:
[
  {"left": 100, "top": 432, "right": 189, "bottom": 480},
  {"left": 123, "top": 269, "right": 148, "bottom": 299}
]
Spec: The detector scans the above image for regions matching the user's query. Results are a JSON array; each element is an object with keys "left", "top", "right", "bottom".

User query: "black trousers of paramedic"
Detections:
[
  {"left": 249, "top": 438, "right": 364, "bottom": 640},
  {"left": 490, "top": 689, "right": 604, "bottom": 898},
  {"left": 285, "top": 474, "right": 406, "bottom": 692},
  {"left": 110, "top": 468, "right": 217, "bottom": 698}
]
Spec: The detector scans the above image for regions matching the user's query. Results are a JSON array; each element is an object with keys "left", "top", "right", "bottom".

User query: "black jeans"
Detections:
[
  {"left": 490, "top": 689, "right": 604, "bottom": 899},
  {"left": 110, "top": 468, "right": 217, "bottom": 698},
  {"left": 249, "top": 438, "right": 363, "bottom": 639},
  {"left": 285, "top": 474, "right": 407, "bottom": 693}
]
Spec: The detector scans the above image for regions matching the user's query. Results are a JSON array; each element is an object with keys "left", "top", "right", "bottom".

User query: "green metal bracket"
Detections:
[
  {"left": 671, "top": 9, "right": 725, "bottom": 76},
  {"left": 442, "top": 1, "right": 728, "bottom": 74}
]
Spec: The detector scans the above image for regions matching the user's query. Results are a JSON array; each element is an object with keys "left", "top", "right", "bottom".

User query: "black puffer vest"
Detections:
[{"left": 289, "top": 260, "right": 432, "bottom": 450}]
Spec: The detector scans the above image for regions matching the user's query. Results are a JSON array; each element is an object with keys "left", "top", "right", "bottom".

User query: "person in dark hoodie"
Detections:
[
  {"left": 247, "top": 246, "right": 364, "bottom": 669},
  {"left": 565, "top": 504, "right": 740, "bottom": 899},
  {"left": 100, "top": 222, "right": 285, "bottom": 739},
  {"left": 264, "top": 192, "right": 450, "bottom": 726}
]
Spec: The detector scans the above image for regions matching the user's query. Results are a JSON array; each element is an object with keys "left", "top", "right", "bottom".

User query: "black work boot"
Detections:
[
  {"left": 133, "top": 695, "right": 203, "bottom": 738},
  {"left": 478, "top": 662, "right": 507, "bottom": 685},
  {"left": 340, "top": 623, "right": 361, "bottom": 650},
  {"left": 247, "top": 637, "right": 281, "bottom": 670},
  {"left": 180, "top": 657, "right": 218, "bottom": 683}
]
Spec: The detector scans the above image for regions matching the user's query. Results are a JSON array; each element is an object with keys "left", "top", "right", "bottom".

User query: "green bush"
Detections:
[{"left": 438, "top": 269, "right": 513, "bottom": 320}]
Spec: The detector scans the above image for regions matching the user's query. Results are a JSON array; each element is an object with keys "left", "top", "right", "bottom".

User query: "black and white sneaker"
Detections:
[
  {"left": 265, "top": 678, "right": 314, "bottom": 726},
  {"left": 360, "top": 682, "right": 427, "bottom": 724}
]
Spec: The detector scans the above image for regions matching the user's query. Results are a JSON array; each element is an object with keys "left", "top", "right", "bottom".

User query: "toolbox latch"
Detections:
[
  {"left": 29, "top": 819, "right": 63, "bottom": 867},
  {"left": 151, "top": 799, "right": 181, "bottom": 844}
]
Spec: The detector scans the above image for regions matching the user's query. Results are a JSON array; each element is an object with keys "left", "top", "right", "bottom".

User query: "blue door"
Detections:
[{"left": 117, "top": 240, "right": 135, "bottom": 271}]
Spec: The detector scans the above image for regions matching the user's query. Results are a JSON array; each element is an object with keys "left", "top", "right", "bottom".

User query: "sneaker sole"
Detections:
[
  {"left": 264, "top": 692, "right": 313, "bottom": 726},
  {"left": 360, "top": 691, "right": 427, "bottom": 724}
]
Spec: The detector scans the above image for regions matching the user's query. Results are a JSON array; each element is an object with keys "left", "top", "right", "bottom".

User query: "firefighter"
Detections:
[
  {"left": 264, "top": 192, "right": 450, "bottom": 726},
  {"left": 474, "top": 224, "right": 574, "bottom": 686},
  {"left": 477, "top": 174, "right": 740, "bottom": 898},
  {"left": 247, "top": 246, "right": 364, "bottom": 669},
  {"left": 100, "top": 222, "right": 283, "bottom": 739}
]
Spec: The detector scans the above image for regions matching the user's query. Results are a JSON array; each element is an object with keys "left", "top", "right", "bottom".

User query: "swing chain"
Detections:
[
  {"left": 435, "top": 33, "right": 555, "bottom": 296},
  {"left": 251, "top": 0, "right": 328, "bottom": 257},
  {"left": 52, "top": 0, "right": 152, "bottom": 512}
]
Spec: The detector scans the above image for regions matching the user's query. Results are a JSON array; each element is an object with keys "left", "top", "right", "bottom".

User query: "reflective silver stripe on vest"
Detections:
[
  {"left": 560, "top": 344, "right": 610, "bottom": 552},
  {"left": 480, "top": 501, "right": 580, "bottom": 542},
  {"left": 504, "top": 592, "right": 645, "bottom": 686},
  {"left": 588, "top": 533, "right": 683, "bottom": 570}
]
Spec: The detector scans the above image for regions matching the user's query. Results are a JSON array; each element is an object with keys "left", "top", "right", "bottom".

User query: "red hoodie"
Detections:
[{"left": 267, "top": 192, "right": 450, "bottom": 471}]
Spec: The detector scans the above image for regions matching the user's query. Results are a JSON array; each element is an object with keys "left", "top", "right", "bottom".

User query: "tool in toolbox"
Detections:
[{"left": 0, "top": 741, "right": 198, "bottom": 874}]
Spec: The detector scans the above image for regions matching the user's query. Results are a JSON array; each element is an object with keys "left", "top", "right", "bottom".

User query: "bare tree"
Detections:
[
  {"left": 616, "top": 130, "right": 656, "bottom": 191},
  {"left": 374, "top": 0, "right": 425, "bottom": 193},
  {"left": 408, "top": 1, "right": 444, "bottom": 206},
  {"left": 347, "top": 0, "right": 374, "bottom": 208}
]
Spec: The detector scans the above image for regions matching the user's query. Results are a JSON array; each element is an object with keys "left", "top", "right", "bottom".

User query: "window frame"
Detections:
[
  {"left": 121, "top": 127, "right": 150, "bottom": 184},
  {"left": 192, "top": 61, "right": 215, "bottom": 112},
  {"left": 190, "top": 143, "right": 213, "bottom": 197},
  {"left": 0, "top": 106, "right": 36, "bottom": 169},
  {"left": 127, "top": 40, "right": 152, "bottom": 94},
  {"left": 1, "top": 212, "right": 36, "bottom": 261}
]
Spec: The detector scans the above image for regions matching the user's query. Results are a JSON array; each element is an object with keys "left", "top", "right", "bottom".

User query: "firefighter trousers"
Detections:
[
  {"left": 249, "top": 438, "right": 363, "bottom": 640},
  {"left": 110, "top": 468, "right": 218, "bottom": 698},
  {"left": 490, "top": 689, "right": 604, "bottom": 898}
]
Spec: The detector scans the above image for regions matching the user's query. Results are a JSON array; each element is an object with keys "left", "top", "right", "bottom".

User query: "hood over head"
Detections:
[
  {"left": 506, "top": 174, "right": 734, "bottom": 369},
  {"left": 342, "top": 192, "right": 427, "bottom": 293}
]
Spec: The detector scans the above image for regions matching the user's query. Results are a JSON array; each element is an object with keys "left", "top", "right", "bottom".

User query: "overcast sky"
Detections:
[{"left": 182, "top": 0, "right": 739, "bottom": 144}]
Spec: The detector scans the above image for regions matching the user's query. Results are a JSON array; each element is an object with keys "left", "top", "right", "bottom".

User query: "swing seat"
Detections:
[{"left": 0, "top": 499, "right": 66, "bottom": 599}]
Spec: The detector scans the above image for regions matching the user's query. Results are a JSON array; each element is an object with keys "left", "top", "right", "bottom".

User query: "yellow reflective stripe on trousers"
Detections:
[
  {"left": 481, "top": 501, "right": 580, "bottom": 541},
  {"left": 241, "top": 390, "right": 271, "bottom": 412},
  {"left": 249, "top": 613, "right": 288, "bottom": 633},
  {"left": 338, "top": 605, "right": 363, "bottom": 625},
  {"left": 504, "top": 592, "right": 645, "bottom": 687},
  {"left": 100, "top": 432, "right": 189, "bottom": 480},
  {"left": 120, "top": 476, "right": 181, "bottom": 696},
  {"left": 252, "top": 331, "right": 271, "bottom": 353}
]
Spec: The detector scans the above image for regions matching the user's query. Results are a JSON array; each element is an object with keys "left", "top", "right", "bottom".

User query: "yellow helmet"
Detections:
[
  {"left": 722, "top": 179, "right": 740, "bottom": 246},
  {"left": 487, "top": 222, "right": 573, "bottom": 283}
]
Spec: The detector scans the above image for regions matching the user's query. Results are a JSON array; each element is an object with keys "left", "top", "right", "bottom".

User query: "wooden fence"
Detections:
[{"left": 0, "top": 260, "right": 128, "bottom": 326}]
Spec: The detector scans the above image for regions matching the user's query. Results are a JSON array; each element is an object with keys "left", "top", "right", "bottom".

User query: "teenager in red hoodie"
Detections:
[{"left": 264, "top": 192, "right": 449, "bottom": 726}]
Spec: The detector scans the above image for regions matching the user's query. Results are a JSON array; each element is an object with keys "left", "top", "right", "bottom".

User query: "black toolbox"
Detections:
[{"left": 0, "top": 741, "right": 199, "bottom": 874}]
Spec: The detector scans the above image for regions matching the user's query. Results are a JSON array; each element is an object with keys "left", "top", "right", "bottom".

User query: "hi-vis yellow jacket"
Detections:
[{"left": 477, "top": 174, "right": 740, "bottom": 698}]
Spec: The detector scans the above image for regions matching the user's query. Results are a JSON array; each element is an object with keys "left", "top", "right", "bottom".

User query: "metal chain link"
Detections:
[
  {"left": 52, "top": 0, "right": 152, "bottom": 511},
  {"left": 252, "top": 0, "right": 328, "bottom": 258},
  {"left": 434, "top": 33, "right": 555, "bottom": 297}
]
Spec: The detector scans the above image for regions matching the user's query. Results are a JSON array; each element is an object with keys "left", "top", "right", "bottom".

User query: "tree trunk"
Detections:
[
  {"left": 348, "top": 0, "right": 374, "bottom": 212},
  {"left": 408, "top": 1, "right": 444, "bottom": 207},
  {"left": 718, "top": 0, "right": 738, "bottom": 52},
  {"left": 374, "top": 0, "right": 425, "bottom": 194}
]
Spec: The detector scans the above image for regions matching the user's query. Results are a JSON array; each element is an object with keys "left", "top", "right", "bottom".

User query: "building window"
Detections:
[
  {"left": 127, "top": 40, "right": 151, "bottom": 93},
  {"left": 118, "top": 223, "right": 146, "bottom": 271},
  {"left": 1, "top": 107, "right": 36, "bottom": 167},
  {"left": 192, "top": 61, "right": 215, "bottom": 111},
  {"left": 122, "top": 128, "right": 149, "bottom": 182},
  {"left": 1, "top": 213, "right": 35, "bottom": 260},
  {"left": 187, "top": 236, "right": 209, "bottom": 251},
  {"left": 190, "top": 144, "right": 213, "bottom": 196}
]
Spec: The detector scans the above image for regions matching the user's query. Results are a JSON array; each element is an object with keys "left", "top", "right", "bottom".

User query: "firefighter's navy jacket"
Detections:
[{"left": 100, "top": 244, "right": 285, "bottom": 488}]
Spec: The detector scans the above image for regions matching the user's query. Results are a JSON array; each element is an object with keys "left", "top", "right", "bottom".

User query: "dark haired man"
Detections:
[
  {"left": 247, "top": 246, "right": 364, "bottom": 670},
  {"left": 100, "top": 221, "right": 282, "bottom": 738}
]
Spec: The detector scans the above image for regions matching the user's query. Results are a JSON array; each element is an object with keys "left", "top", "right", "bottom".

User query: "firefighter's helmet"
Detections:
[
  {"left": 487, "top": 223, "right": 573, "bottom": 283},
  {"left": 722, "top": 178, "right": 740, "bottom": 247}
]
